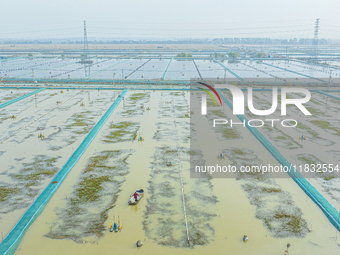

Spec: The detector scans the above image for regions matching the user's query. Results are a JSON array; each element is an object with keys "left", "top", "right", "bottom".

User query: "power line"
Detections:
[
  {"left": 87, "top": 18, "right": 315, "bottom": 25},
  {"left": 87, "top": 24, "right": 313, "bottom": 31},
  {"left": 0, "top": 27, "right": 82, "bottom": 35}
]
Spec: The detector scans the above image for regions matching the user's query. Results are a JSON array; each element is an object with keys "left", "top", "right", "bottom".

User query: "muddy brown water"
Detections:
[
  {"left": 0, "top": 90, "right": 121, "bottom": 237},
  {"left": 2, "top": 90, "right": 339, "bottom": 255}
]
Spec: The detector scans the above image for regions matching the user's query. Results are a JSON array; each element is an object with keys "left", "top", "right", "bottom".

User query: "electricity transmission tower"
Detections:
[
  {"left": 312, "top": 18, "right": 320, "bottom": 63},
  {"left": 82, "top": 20, "right": 92, "bottom": 76},
  {"left": 84, "top": 20, "right": 89, "bottom": 59}
]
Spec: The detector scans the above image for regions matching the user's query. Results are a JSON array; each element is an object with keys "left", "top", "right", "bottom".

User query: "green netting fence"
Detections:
[
  {"left": 317, "top": 90, "right": 340, "bottom": 101},
  {"left": 0, "top": 88, "right": 46, "bottom": 110},
  {"left": 217, "top": 89, "right": 340, "bottom": 232},
  {"left": 0, "top": 89, "right": 128, "bottom": 255}
]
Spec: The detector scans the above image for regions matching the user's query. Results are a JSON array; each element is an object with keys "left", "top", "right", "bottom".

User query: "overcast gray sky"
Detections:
[{"left": 1, "top": 0, "right": 339, "bottom": 40}]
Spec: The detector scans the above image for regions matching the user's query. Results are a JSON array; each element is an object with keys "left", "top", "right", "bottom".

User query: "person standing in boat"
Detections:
[{"left": 133, "top": 192, "right": 139, "bottom": 201}]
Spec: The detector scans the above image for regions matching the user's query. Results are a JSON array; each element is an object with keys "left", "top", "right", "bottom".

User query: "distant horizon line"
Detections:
[{"left": 0, "top": 37, "right": 338, "bottom": 43}]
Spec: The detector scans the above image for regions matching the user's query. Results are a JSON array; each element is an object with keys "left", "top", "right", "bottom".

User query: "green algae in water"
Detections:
[
  {"left": 0, "top": 187, "right": 19, "bottom": 202},
  {"left": 46, "top": 150, "right": 132, "bottom": 242}
]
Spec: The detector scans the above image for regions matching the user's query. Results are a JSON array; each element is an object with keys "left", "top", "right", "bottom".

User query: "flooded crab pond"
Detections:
[{"left": 0, "top": 89, "right": 340, "bottom": 255}]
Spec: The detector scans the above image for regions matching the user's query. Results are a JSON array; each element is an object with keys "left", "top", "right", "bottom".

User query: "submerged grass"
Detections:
[
  {"left": 297, "top": 154, "right": 337, "bottom": 181},
  {"left": 65, "top": 111, "right": 95, "bottom": 135},
  {"left": 273, "top": 209, "right": 307, "bottom": 234},
  {"left": 296, "top": 122, "right": 319, "bottom": 138},
  {"left": 75, "top": 175, "right": 111, "bottom": 202},
  {"left": 297, "top": 156, "right": 317, "bottom": 166},
  {"left": 144, "top": 146, "right": 216, "bottom": 247},
  {"left": 263, "top": 125, "right": 301, "bottom": 149},
  {"left": 0, "top": 155, "right": 59, "bottom": 214},
  {"left": 0, "top": 92, "right": 26, "bottom": 102},
  {"left": 130, "top": 93, "right": 148, "bottom": 101},
  {"left": 11, "top": 155, "right": 59, "bottom": 187},
  {"left": 324, "top": 175, "right": 335, "bottom": 181},
  {"left": 0, "top": 187, "right": 19, "bottom": 202},
  {"left": 306, "top": 107, "right": 325, "bottom": 116},
  {"left": 233, "top": 149, "right": 244, "bottom": 155},
  {"left": 211, "top": 110, "right": 225, "bottom": 118},
  {"left": 103, "top": 121, "right": 139, "bottom": 143},
  {"left": 224, "top": 148, "right": 309, "bottom": 237},
  {"left": 47, "top": 150, "right": 131, "bottom": 242},
  {"left": 221, "top": 128, "right": 240, "bottom": 139},
  {"left": 310, "top": 98, "right": 321, "bottom": 105},
  {"left": 122, "top": 92, "right": 150, "bottom": 117},
  {"left": 311, "top": 120, "right": 340, "bottom": 136}
]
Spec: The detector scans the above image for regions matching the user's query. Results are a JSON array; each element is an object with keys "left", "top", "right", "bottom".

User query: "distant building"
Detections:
[{"left": 212, "top": 37, "right": 328, "bottom": 45}]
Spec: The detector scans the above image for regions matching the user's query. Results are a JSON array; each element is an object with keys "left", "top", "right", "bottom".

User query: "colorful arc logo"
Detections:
[{"left": 197, "top": 82, "right": 223, "bottom": 106}]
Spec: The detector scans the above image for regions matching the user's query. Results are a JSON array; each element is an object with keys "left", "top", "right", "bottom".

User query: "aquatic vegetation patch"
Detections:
[
  {"left": 310, "top": 98, "right": 322, "bottom": 105},
  {"left": 11, "top": 155, "right": 60, "bottom": 187},
  {"left": 176, "top": 104, "right": 190, "bottom": 118},
  {"left": 75, "top": 175, "right": 111, "bottom": 202},
  {"left": 159, "top": 91, "right": 189, "bottom": 119},
  {"left": 204, "top": 111, "right": 241, "bottom": 140},
  {"left": 258, "top": 206, "right": 308, "bottom": 237},
  {"left": 211, "top": 110, "right": 226, "bottom": 118},
  {"left": 310, "top": 120, "right": 340, "bottom": 136},
  {"left": 153, "top": 122, "right": 176, "bottom": 141},
  {"left": 324, "top": 175, "right": 335, "bottom": 181},
  {"left": 262, "top": 125, "right": 301, "bottom": 149},
  {"left": 170, "top": 92, "right": 185, "bottom": 97},
  {"left": 0, "top": 91, "right": 29, "bottom": 103},
  {"left": 144, "top": 146, "right": 216, "bottom": 247},
  {"left": 0, "top": 155, "right": 60, "bottom": 216},
  {"left": 224, "top": 148, "right": 309, "bottom": 237},
  {"left": 295, "top": 153, "right": 337, "bottom": 179},
  {"left": 130, "top": 92, "right": 149, "bottom": 102},
  {"left": 296, "top": 154, "right": 340, "bottom": 204},
  {"left": 221, "top": 128, "right": 240, "bottom": 139},
  {"left": 0, "top": 186, "right": 19, "bottom": 202},
  {"left": 296, "top": 122, "right": 319, "bottom": 138},
  {"left": 306, "top": 107, "right": 325, "bottom": 116},
  {"left": 143, "top": 146, "right": 189, "bottom": 246},
  {"left": 65, "top": 110, "right": 96, "bottom": 135},
  {"left": 45, "top": 126, "right": 62, "bottom": 141},
  {"left": 103, "top": 121, "right": 139, "bottom": 143},
  {"left": 297, "top": 155, "right": 318, "bottom": 166},
  {"left": 190, "top": 191, "right": 218, "bottom": 204},
  {"left": 46, "top": 150, "right": 132, "bottom": 242},
  {"left": 121, "top": 92, "right": 150, "bottom": 117}
]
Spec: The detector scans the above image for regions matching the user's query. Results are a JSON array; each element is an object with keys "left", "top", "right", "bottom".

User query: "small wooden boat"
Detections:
[{"left": 128, "top": 189, "right": 144, "bottom": 205}]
